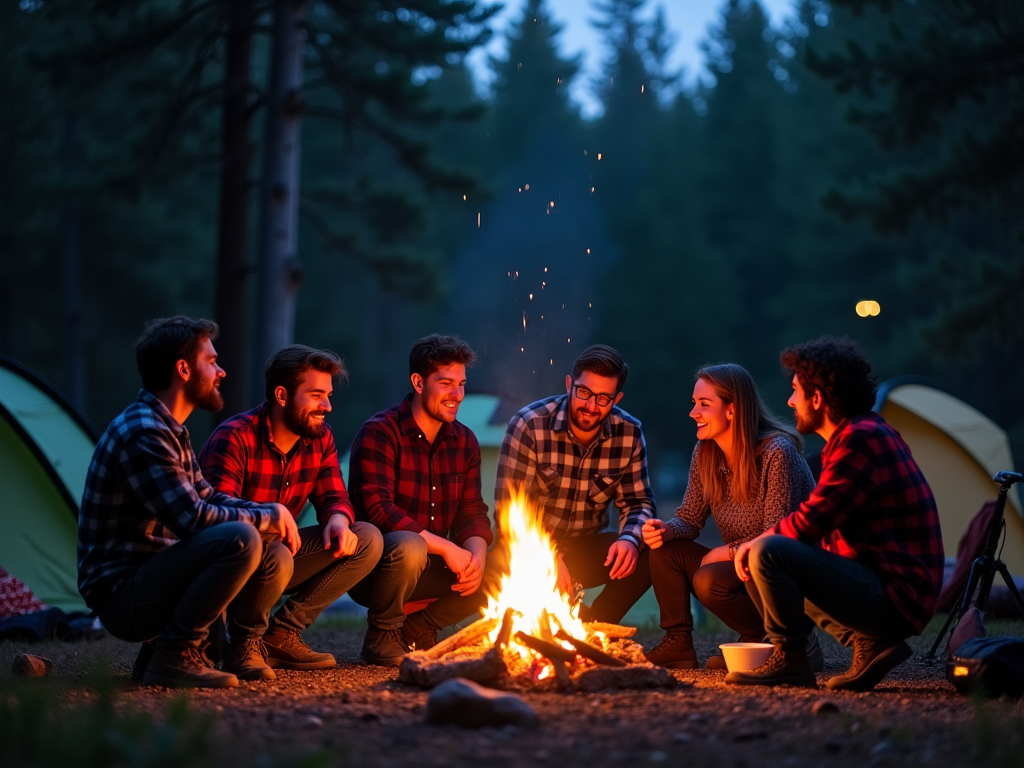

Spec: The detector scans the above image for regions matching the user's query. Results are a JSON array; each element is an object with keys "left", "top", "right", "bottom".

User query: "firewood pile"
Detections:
[{"left": 398, "top": 609, "right": 675, "bottom": 693}]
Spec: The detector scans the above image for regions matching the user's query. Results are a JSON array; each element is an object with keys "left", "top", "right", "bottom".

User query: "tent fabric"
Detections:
[{"left": 0, "top": 356, "right": 94, "bottom": 613}]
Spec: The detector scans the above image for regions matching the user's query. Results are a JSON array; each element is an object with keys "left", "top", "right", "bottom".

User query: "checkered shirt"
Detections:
[
  {"left": 772, "top": 412, "right": 944, "bottom": 633},
  {"left": 495, "top": 395, "right": 656, "bottom": 549},
  {"left": 348, "top": 395, "right": 493, "bottom": 547},
  {"left": 78, "top": 390, "right": 278, "bottom": 608},
  {"left": 198, "top": 402, "right": 355, "bottom": 525}
]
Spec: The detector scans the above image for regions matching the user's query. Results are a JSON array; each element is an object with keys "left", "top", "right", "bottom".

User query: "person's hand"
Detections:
[
  {"left": 322, "top": 514, "right": 358, "bottom": 557},
  {"left": 605, "top": 540, "right": 639, "bottom": 580},
  {"left": 734, "top": 539, "right": 755, "bottom": 581},
  {"left": 441, "top": 541, "right": 474, "bottom": 580},
  {"left": 555, "top": 553, "right": 573, "bottom": 596},
  {"left": 700, "top": 544, "right": 732, "bottom": 567},
  {"left": 642, "top": 518, "right": 673, "bottom": 549},
  {"left": 452, "top": 549, "right": 485, "bottom": 596},
  {"left": 271, "top": 503, "right": 301, "bottom": 556}
]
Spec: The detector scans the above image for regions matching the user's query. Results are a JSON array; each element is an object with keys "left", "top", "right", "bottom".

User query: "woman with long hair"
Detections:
[{"left": 641, "top": 363, "right": 816, "bottom": 669}]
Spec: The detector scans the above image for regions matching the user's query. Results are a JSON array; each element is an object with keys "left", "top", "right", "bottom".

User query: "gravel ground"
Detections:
[{"left": 3, "top": 616, "right": 1023, "bottom": 768}]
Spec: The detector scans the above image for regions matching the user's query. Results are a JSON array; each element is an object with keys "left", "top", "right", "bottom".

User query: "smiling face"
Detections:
[
  {"left": 414, "top": 362, "right": 466, "bottom": 425},
  {"left": 690, "top": 376, "right": 733, "bottom": 444},
  {"left": 788, "top": 374, "right": 824, "bottom": 435},
  {"left": 565, "top": 370, "right": 622, "bottom": 436},
  {"left": 280, "top": 369, "right": 333, "bottom": 439},
  {"left": 183, "top": 337, "right": 225, "bottom": 412}
]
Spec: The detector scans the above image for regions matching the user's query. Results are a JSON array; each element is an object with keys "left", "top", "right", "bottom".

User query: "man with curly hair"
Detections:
[{"left": 728, "top": 336, "right": 943, "bottom": 691}]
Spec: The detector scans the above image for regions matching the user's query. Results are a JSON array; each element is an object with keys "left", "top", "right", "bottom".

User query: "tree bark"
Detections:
[
  {"left": 254, "top": 0, "right": 306, "bottom": 370},
  {"left": 214, "top": 0, "right": 255, "bottom": 414}
]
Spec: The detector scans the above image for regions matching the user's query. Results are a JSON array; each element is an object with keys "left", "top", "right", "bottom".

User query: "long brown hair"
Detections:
[{"left": 694, "top": 363, "right": 803, "bottom": 506}]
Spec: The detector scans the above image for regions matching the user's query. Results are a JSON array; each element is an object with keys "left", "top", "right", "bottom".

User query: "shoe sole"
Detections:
[
  {"left": 826, "top": 641, "right": 912, "bottom": 692},
  {"left": 226, "top": 666, "right": 277, "bottom": 681},
  {"left": 142, "top": 671, "right": 239, "bottom": 688},
  {"left": 265, "top": 657, "right": 336, "bottom": 670},
  {"left": 725, "top": 671, "right": 818, "bottom": 687},
  {"left": 360, "top": 651, "right": 405, "bottom": 667}
]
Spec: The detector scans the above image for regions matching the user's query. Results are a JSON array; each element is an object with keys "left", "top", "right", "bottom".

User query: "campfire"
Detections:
[{"left": 398, "top": 492, "right": 674, "bottom": 692}]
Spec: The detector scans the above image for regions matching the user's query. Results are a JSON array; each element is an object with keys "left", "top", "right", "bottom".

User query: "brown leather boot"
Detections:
[
  {"left": 644, "top": 631, "right": 698, "bottom": 669},
  {"left": 361, "top": 628, "right": 409, "bottom": 666},
  {"left": 401, "top": 611, "right": 439, "bottom": 652},
  {"left": 725, "top": 641, "right": 817, "bottom": 688},
  {"left": 223, "top": 637, "right": 276, "bottom": 681},
  {"left": 263, "top": 626, "right": 337, "bottom": 670},
  {"left": 142, "top": 646, "right": 239, "bottom": 689},
  {"left": 826, "top": 637, "right": 911, "bottom": 692}
]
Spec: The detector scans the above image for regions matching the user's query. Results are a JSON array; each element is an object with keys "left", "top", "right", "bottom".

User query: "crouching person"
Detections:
[
  {"left": 78, "top": 317, "right": 300, "bottom": 688},
  {"left": 199, "top": 345, "right": 382, "bottom": 677},
  {"left": 730, "top": 337, "right": 943, "bottom": 691},
  {"left": 348, "top": 335, "right": 497, "bottom": 665}
]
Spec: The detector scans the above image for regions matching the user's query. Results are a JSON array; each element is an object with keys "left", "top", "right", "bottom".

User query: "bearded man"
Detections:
[
  {"left": 495, "top": 344, "right": 656, "bottom": 623},
  {"left": 199, "top": 345, "right": 382, "bottom": 678},
  {"left": 79, "top": 317, "right": 301, "bottom": 688}
]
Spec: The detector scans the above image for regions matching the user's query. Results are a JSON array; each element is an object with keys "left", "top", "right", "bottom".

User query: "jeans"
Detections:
[
  {"left": 649, "top": 537, "right": 765, "bottom": 637},
  {"left": 745, "top": 535, "right": 914, "bottom": 648},
  {"left": 231, "top": 521, "right": 382, "bottom": 637},
  {"left": 557, "top": 532, "right": 651, "bottom": 623},
  {"left": 95, "top": 521, "right": 262, "bottom": 652},
  {"left": 348, "top": 531, "right": 502, "bottom": 631}
]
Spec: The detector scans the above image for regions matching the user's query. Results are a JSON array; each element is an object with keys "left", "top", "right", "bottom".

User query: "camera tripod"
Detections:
[{"left": 927, "top": 470, "right": 1024, "bottom": 658}]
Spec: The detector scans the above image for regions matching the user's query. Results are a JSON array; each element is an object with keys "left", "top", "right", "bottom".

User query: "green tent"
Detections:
[{"left": 0, "top": 356, "right": 94, "bottom": 613}]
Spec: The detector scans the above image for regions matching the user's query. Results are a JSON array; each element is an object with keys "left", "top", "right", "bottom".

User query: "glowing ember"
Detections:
[{"left": 484, "top": 491, "right": 591, "bottom": 664}]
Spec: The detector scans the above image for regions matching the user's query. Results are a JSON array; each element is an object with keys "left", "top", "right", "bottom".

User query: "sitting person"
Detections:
[
  {"left": 642, "top": 363, "right": 816, "bottom": 669},
  {"left": 730, "top": 336, "right": 944, "bottom": 690},
  {"left": 198, "top": 345, "right": 382, "bottom": 678},
  {"left": 78, "top": 317, "right": 299, "bottom": 688},
  {"left": 348, "top": 334, "right": 496, "bottom": 665}
]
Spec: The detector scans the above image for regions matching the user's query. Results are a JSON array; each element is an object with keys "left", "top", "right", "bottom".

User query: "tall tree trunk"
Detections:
[
  {"left": 254, "top": 0, "right": 306, "bottom": 370},
  {"left": 214, "top": 0, "right": 255, "bottom": 414},
  {"left": 61, "top": 115, "right": 86, "bottom": 409}
]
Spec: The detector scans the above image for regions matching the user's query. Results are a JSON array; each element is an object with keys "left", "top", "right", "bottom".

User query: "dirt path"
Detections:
[{"left": 3, "top": 619, "right": 1022, "bottom": 767}]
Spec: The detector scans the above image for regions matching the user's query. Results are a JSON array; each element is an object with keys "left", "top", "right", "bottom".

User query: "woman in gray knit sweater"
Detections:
[{"left": 641, "top": 363, "right": 815, "bottom": 669}]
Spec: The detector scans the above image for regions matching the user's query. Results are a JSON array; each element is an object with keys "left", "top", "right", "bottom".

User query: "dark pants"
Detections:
[
  {"left": 95, "top": 522, "right": 262, "bottom": 652},
  {"left": 558, "top": 532, "right": 651, "bottom": 624},
  {"left": 745, "top": 535, "right": 914, "bottom": 648},
  {"left": 231, "top": 521, "right": 382, "bottom": 637},
  {"left": 348, "top": 531, "right": 503, "bottom": 632},
  {"left": 649, "top": 537, "right": 765, "bottom": 636}
]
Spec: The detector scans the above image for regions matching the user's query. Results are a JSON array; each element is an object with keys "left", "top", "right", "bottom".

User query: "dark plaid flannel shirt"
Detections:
[
  {"left": 348, "top": 395, "right": 493, "bottom": 547},
  {"left": 197, "top": 402, "right": 354, "bottom": 525},
  {"left": 772, "top": 412, "right": 944, "bottom": 633},
  {"left": 495, "top": 395, "right": 656, "bottom": 550},
  {"left": 78, "top": 390, "right": 277, "bottom": 608}
]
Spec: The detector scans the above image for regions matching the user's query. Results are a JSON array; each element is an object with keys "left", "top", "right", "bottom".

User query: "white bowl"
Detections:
[{"left": 719, "top": 642, "right": 774, "bottom": 673}]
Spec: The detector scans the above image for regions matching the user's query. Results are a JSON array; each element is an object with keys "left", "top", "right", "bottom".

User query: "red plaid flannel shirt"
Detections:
[
  {"left": 772, "top": 412, "right": 944, "bottom": 633},
  {"left": 348, "top": 395, "right": 493, "bottom": 547},
  {"left": 198, "top": 403, "right": 354, "bottom": 525}
]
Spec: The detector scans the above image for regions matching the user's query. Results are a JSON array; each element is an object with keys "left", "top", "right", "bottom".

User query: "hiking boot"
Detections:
[
  {"left": 142, "top": 645, "right": 239, "bottom": 689},
  {"left": 131, "top": 641, "right": 155, "bottom": 683},
  {"left": 806, "top": 631, "right": 825, "bottom": 673},
  {"left": 705, "top": 634, "right": 767, "bottom": 670},
  {"left": 263, "top": 626, "right": 336, "bottom": 670},
  {"left": 826, "top": 637, "right": 912, "bottom": 692},
  {"left": 223, "top": 637, "right": 276, "bottom": 681},
  {"left": 644, "top": 631, "right": 698, "bottom": 669},
  {"left": 401, "top": 611, "right": 439, "bottom": 652},
  {"left": 361, "top": 627, "right": 409, "bottom": 666},
  {"left": 725, "top": 642, "right": 817, "bottom": 688}
]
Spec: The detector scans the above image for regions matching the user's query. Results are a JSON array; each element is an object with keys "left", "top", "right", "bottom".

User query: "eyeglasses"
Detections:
[{"left": 572, "top": 384, "right": 616, "bottom": 407}]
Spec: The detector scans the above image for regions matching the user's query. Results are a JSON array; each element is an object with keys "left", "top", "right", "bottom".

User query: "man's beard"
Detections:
[
  {"left": 284, "top": 404, "right": 327, "bottom": 439},
  {"left": 568, "top": 404, "right": 603, "bottom": 433},
  {"left": 795, "top": 405, "right": 825, "bottom": 435},
  {"left": 186, "top": 376, "right": 223, "bottom": 412}
]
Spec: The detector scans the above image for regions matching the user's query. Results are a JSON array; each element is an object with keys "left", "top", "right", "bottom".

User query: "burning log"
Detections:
[
  {"left": 421, "top": 616, "right": 499, "bottom": 660},
  {"left": 583, "top": 621, "right": 636, "bottom": 639},
  {"left": 574, "top": 663, "right": 676, "bottom": 692},
  {"left": 398, "top": 646, "right": 507, "bottom": 688},
  {"left": 494, "top": 608, "right": 518, "bottom": 650},
  {"left": 513, "top": 631, "right": 575, "bottom": 664},
  {"left": 555, "top": 629, "right": 627, "bottom": 667}
]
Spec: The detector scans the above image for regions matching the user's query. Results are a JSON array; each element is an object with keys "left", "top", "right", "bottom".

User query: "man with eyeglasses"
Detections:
[{"left": 495, "top": 345, "right": 655, "bottom": 622}]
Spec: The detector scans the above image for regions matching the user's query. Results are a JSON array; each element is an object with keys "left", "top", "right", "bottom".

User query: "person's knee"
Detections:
[
  {"left": 351, "top": 521, "right": 384, "bottom": 562},
  {"left": 219, "top": 521, "right": 263, "bottom": 565},
  {"left": 747, "top": 535, "right": 789, "bottom": 577},
  {"left": 262, "top": 540, "right": 295, "bottom": 586},
  {"left": 383, "top": 531, "right": 428, "bottom": 574},
  {"left": 691, "top": 564, "right": 716, "bottom": 602}
]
